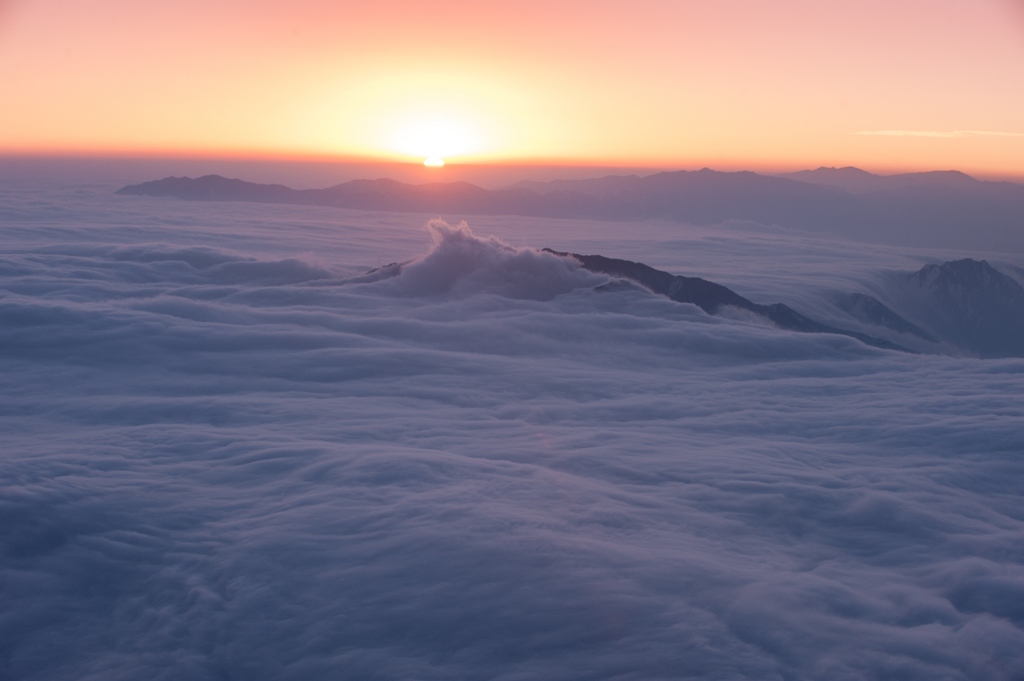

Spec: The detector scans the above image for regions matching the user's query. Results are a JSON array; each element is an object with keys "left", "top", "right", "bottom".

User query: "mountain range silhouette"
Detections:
[{"left": 118, "top": 167, "right": 1024, "bottom": 251}]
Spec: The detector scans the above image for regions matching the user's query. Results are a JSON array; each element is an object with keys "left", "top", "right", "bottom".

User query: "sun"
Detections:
[{"left": 391, "top": 117, "right": 480, "bottom": 165}]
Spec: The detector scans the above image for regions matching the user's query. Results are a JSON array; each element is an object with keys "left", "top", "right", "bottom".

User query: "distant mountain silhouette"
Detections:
[
  {"left": 907, "top": 259, "right": 1024, "bottom": 358},
  {"left": 779, "top": 167, "right": 979, "bottom": 194},
  {"left": 119, "top": 175, "right": 300, "bottom": 203},
  {"left": 821, "top": 258, "right": 1024, "bottom": 358},
  {"left": 542, "top": 249, "right": 908, "bottom": 351},
  {"left": 118, "top": 168, "right": 1024, "bottom": 251}
]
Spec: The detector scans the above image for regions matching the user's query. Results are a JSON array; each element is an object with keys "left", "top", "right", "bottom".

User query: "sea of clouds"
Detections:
[{"left": 2, "top": 182, "right": 1023, "bottom": 680}]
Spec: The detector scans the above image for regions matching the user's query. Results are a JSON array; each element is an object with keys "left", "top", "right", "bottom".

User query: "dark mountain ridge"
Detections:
[
  {"left": 545, "top": 253, "right": 1024, "bottom": 358},
  {"left": 541, "top": 249, "right": 908, "bottom": 352}
]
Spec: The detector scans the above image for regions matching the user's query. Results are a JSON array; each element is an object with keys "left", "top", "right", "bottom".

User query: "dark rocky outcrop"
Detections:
[{"left": 543, "top": 249, "right": 908, "bottom": 352}]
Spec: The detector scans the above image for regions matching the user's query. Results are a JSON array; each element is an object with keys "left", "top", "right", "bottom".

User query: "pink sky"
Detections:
[{"left": 1, "top": 0, "right": 1022, "bottom": 177}]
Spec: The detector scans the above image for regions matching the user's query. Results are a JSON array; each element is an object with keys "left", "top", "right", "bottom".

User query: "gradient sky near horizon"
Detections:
[{"left": 2, "top": 0, "right": 1023, "bottom": 177}]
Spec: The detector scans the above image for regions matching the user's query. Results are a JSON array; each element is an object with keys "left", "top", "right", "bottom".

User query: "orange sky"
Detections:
[{"left": 2, "top": 0, "right": 1023, "bottom": 177}]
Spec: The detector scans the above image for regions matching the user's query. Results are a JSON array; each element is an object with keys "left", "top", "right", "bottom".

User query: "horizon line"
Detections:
[{"left": 1, "top": 150, "right": 1022, "bottom": 184}]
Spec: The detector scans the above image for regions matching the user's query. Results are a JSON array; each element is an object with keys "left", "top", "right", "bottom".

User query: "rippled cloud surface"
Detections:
[{"left": 2, "top": 187, "right": 1023, "bottom": 680}]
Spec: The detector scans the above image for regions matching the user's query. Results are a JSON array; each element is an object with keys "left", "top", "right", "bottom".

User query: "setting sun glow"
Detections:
[
  {"left": 391, "top": 118, "right": 480, "bottom": 163},
  {"left": 0, "top": 0, "right": 1022, "bottom": 177}
]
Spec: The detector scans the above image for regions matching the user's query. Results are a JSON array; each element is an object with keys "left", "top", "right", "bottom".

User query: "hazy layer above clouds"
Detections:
[
  {"left": 2, "top": 183, "right": 1023, "bottom": 680},
  {"left": 118, "top": 167, "right": 1024, "bottom": 254}
]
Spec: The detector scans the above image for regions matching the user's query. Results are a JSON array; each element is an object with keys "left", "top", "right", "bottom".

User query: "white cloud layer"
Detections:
[{"left": 1, "top": 183, "right": 1023, "bottom": 680}]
